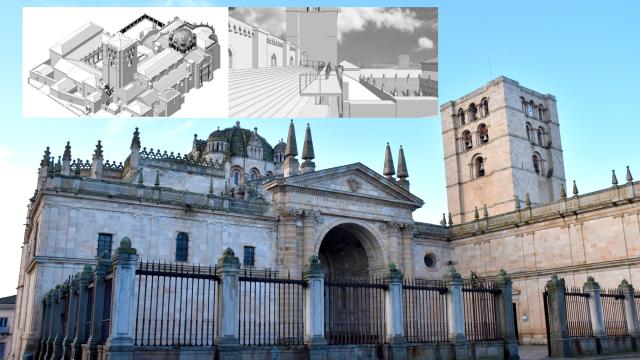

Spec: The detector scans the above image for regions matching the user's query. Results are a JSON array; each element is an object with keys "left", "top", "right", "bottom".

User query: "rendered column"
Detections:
[
  {"left": 105, "top": 238, "right": 139, "bottom": 360},
  {"left": 51, "top": 282, "right": 68, "bottom": 360},
  {"left": 302, "top": 256, "right": 327, "bottom": 360},
  {"left": 84, "top": 252, "right": 110, "bottom": 359},
  {"left": 545, "top": 275, "right": 572, "bottom": 357},
  {"left": 215, "top": 248, "right": 241, "bottom": 360},
  {"left": 618, "top": 280, "right": 640, "bottom": 349},
  {"left": 384, "top": 263, "right": 407, "bottom": 360},
  {"left": 495, "top": 269, "right": 520, "bottom": 360},
  {"left": 71, "top": 266, "right": 92, "bottom": 360},
  {"left": 443, "top": 263, "right": 468, "bottom": 360},
  {"left": 62, "top": 276, "right": 79, "bottom": 360},
  {"left": 583, "top": 276, "right": 608, "bottom": 352}
]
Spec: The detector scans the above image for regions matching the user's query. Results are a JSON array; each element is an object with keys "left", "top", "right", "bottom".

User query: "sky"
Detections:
[
  {"left": 230, "top": 7, "right": 437, "bottom": 67},
  {"left": 0, "top": 0, "right": 640, "bottom": 297}
]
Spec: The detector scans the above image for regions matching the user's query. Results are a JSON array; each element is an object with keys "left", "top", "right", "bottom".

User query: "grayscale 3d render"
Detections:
[{"left": 228, "top": 7, "right": 438, "bottom": 118}]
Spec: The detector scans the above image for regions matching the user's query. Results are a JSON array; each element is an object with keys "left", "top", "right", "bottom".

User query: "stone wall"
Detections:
[{"left": 447, "top": 180, "right": 640, "bottom": 344}]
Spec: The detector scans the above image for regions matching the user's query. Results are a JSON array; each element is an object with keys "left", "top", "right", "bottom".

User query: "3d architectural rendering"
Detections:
[
  {"left": 228, "top": 7, "right": 438, "bottom": 118},
  {"left": 8, "top": 77, "right": 640, "bottom": 359},
  {"left": 28, "top": 14, "right": 220, "bottom": 117}
]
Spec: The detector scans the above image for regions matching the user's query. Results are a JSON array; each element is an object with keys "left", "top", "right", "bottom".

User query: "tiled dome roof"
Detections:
[{"left": 207, "top": 123, "right": 273, "bottom": 161}]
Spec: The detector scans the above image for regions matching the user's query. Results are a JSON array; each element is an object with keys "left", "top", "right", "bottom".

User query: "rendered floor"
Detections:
[{"left": 228, "top": 66, "right": 330, "bottom": 118}]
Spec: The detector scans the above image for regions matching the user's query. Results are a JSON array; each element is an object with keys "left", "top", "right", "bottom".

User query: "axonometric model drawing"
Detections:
[
  {"left": 228, "top": 7, "right": 438, "bottom": 118},
  {"left": 28, "top": 14, "right": 221, "bottom": 117}
]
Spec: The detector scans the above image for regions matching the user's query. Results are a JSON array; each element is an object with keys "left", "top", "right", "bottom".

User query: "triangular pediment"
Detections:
[{"left": 266, "top": 163, "right": 424, "bottom": 208}]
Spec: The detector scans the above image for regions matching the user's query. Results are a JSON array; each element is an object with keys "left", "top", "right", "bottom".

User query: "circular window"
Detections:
[{"left": 424, "top": 254, "right": 436, "bottom": 268}]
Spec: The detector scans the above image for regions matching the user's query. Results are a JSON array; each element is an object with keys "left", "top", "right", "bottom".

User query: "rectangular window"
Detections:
[
  {"left": 243, "top": 246, "right": 255, "bottom": 267},
  {"left": 97, "top": 233, "right": 113, "bottom": 257},
  {"left": 0, "top": 342, "right": 5, "bottom": 358},
  {"left": 0, "top": 317, "right": 7, "bottom": 327},
  {"left": 175, "top": 232, "right": 189, "bottom": 262}
]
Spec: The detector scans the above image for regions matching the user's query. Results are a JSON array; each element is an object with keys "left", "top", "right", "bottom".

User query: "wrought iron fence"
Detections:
[
  {"left": 402, "top": 279, "right": 448, "bottom": 343},
  {"left": 238, "top": 268, "right": 305, "bottom": 346},
  {"left": 85, "top": 279, "right": 95, "bottom": 340},
  {"left": 564, "top": 287, "right": 593, "bottom": 337},
  {"left": 324, "top": 275, "right": 387, "bottom": 345},
  {"left": 134, "top": 261, "right": 219, "bottom": 346},
  {"left": 102, "top": 275, "right": 112, "bottom": 343},
  {"left": 601, "top": 289, "right": 627, "bottom": 337},
  {"left": 462, "top": 280, "right": 500, "bottom": 341},
  {"left": 635, "top": 291, "right": 640, "bottom": 322}
]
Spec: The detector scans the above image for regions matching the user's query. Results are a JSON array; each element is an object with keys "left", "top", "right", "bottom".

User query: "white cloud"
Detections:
[
  {"left": 417, "top": 36, "right": 434, "bottom": 50},
  {"left": 337, "top": 8, "right": 424, "bottom": 42},
  {"left": 231, "top": 8, "right": 286, "bottom": 38}
]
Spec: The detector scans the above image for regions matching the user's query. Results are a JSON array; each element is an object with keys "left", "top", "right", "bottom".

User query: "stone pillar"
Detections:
[
  {"left": 443, "top": 263, "right": 468, "bottom": 359},
  {"left": 84, "top": 252, "right": 110, "bottom": 358},
  {"left": 545, "top": 275, "right": 572, "bottom": 357},
  {"left": 495, "top": 270, "right": 519, "bottom": 360},
  {"left": 105, "top": 238, "right": 139, "bottom": 360},
  {"left": 51, "top": 282, "right": 68, "bottom": 360},
  {"left": 303, "top": 256, "right": 327, "bottom": 360},
  {"left": 71, "top": 266, "right": 92, "bottom": 360},
  {"left": 215, "top": 248, "right": 241, "bottom": 360},
  {"left": 583, "top": 276, "right": 607, "bottom": 353},
  {"left": 41, "top": 291, "right": 53, "bottom": 360},
  {"left": 400, "top": 225, "right": 414, "bottom": 279},
  {"left": 385, "top": 263, "right": 407, "bottom": 360},
  {"left": 36, "top": 295, "right": 49, "bottom": 360},
  {"left": 618, "top": 280, "right": 640, "bottom": 349},
  {"left": 62, "top": 276, "right": 79, "bottom": 360}
]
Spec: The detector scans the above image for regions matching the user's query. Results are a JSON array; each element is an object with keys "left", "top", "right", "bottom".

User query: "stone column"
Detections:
[
  {"left": 36, "top": 295, "right": 49, "bottom": 360},
  {"left": 41, "top": 291, "right": 53, "bottom": 360},
  {"left": 583, "top": 276, "right": 607, "bottom": 352},
  {"left": 51, "top": 282, "right": 68, "bottom": 360},
  {"left": 84, "top": 252, "right": 111, "bottom": 357},
  {"left": 385, "top": 263, "right": 407, "bottom": 360},
  {"left": 303, "top": 256, "right": 327, "bottom": 360},
  {"left": 49, "top": 286, "right": 64, "bottom": 360},
  {"left": 62, "top": 276, "right": 79, "bottom": 360},
  {"left": 495, "top": 270, "right": 519, "bottom": 360},
  {"left": 215, "top": 248, "right": 241, "bottom": 360},
  {"left": 545, "top": 275, "right": 572, "bottom": 357},
  {"left": 400, "top": 225, "right": 414, "bottom": 280},
  {"left": 618, "top": 280, "right": 640, "bottom": 349},
  {"left": 105, "top": 238, "right": 139, "bottom": 360},
  {"left": 443, "top": 263, "right": 468, "bottom": 360},
  {"left": 71, "top": 266, "right": 92, "bottom": 360}
]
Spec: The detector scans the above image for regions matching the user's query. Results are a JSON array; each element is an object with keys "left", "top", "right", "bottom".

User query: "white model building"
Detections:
[{"left": 29, "top": 14, "right": 220, "bottom": 117}]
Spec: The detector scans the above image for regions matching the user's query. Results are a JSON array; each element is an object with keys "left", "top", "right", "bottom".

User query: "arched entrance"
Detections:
[
  {"left": 228, "top": 48, "right": 233, "bottom": 69},
  {"left": 270, "top": 53, "right": 277, "bottom": 67},
  {"left": 289, "top": 56, "right": 294, "bottom": 66},
  {"left": 318, "top": 223, "right": 384, "bottom": 278},
  {"left": 318, "top": 223, "right": 387, "bottom": 344}
]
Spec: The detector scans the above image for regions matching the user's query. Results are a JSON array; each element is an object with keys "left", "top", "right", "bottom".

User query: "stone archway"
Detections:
[
  {"left": 318, "top": 223, "right": 384, "bottom": 278},
  {"left": 228, "top": 48, "right": 233, "bottom": 69},
  {"left": 271, "top": 53, "right": 277, "bottom": 67}
]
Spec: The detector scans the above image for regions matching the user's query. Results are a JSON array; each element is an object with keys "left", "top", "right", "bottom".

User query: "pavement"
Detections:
[{"left": 519, "top": 345, "right": 640, "bottom": 359}]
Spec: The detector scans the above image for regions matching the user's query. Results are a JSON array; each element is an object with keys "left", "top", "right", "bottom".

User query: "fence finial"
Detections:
[{"left": 612, "top": 169, "right": 618, "bottom": 186}]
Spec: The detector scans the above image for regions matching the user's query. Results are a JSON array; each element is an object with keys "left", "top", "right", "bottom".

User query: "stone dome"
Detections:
[
  {"left": 206, "top": 123, "right": 274, "bottom": 161},
  {"left": 273, "top": 140, "right": 286, "bottom": 153},
  {"left": 171, "top": 28, "right": 194, "bottom": 48}
]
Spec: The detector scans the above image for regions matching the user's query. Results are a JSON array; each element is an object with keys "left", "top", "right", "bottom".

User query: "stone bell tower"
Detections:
[
  {"left": 441, "top": 76, "right": 566, "bottom": 224},
  {"left": 286, "top": 7, "right": 338, "bottom": 65}
]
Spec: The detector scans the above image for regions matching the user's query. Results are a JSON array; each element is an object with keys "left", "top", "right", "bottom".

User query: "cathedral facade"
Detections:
[{"left": 9, "top": 77, "right": 640, "bottom": 358}]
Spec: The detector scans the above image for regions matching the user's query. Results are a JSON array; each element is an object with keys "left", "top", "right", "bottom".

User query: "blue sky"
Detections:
[{"left": 0, "top": 0, "right": 639, "bottom": 296}]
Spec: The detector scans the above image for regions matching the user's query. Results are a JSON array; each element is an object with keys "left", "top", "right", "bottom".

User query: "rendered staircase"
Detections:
[{"left": 229, "top": 67, "right": 329, "bottom": 118}]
